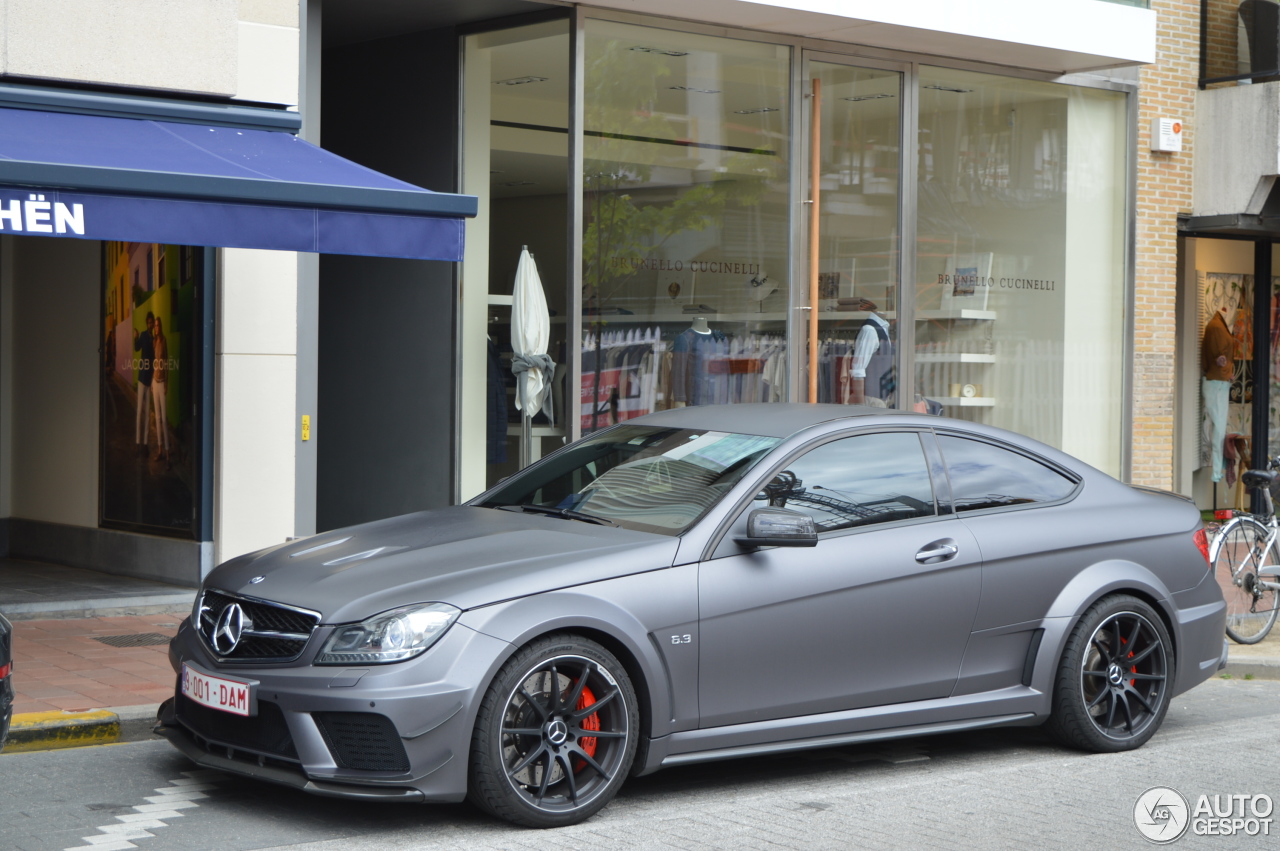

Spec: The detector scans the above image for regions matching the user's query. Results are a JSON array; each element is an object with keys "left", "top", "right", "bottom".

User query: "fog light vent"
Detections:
[{"left": 313, "top": 711, "right": 409, "bottom": 772}]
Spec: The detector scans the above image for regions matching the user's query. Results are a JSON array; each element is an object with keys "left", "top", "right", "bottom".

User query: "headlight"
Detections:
[{"left": 316, "top": 602, "right": 459, "bottom": 665}]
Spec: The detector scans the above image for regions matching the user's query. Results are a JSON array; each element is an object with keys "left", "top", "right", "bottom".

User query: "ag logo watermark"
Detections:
[
  {"left": 1134, "top": 787, "right": 1274, "bottom": 843},
  {"left": 1134, "top": 787, "right": 1190, "bottom": 843}
]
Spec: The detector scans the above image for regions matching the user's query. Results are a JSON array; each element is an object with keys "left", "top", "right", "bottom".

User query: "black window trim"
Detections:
[
  {"left": 930, "top": 428, "right": 1083, "bottom": 518},
  {"left": 703, "top": 426, "right": 947, "bottom": 559}
]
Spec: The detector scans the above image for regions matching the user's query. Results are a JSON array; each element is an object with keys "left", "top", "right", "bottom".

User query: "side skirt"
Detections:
[{"left": 659, "top": 712, "right": 1035, "bottom": 768}]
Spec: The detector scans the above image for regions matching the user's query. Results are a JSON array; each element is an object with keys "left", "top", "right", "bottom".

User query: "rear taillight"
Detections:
[
  {"left": 1194, "top": 529, "right": 1211, "bottom": 568},
  {"left": 0, "top": 662, "right": 10, "bottom": 679}
]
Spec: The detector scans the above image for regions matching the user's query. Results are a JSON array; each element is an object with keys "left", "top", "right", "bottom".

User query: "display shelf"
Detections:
[
  {"left": 933, "top": 396, "right": 996, "bottom": 407},
  {"left": 915, "top": 353, "right": 996, "bottom": 364},
  {"left": 917, "top": 308, "right": 997, "bottom": 321},
  {"left": 506, "top": 425, "right": 566, "bottom": 438}
]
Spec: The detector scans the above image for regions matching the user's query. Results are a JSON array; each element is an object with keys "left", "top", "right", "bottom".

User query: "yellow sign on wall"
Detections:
[{"left": 301, "top": 415, "right": 311, "bottom": 441}]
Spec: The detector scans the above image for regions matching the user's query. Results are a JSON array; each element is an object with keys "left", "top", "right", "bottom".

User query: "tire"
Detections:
[
  {"left": 1045, "top": 595, "right": 1174, "bottom": 753},
  {"left": 1210, "top": 517, "right": 1280, "bottom": 644},
  {"left": 468, "top": 634, "right": 639, "bottom": 828}
]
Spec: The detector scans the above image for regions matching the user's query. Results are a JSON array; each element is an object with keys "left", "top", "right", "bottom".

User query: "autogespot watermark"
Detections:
[{"left": 1134, "top": 786, "right": 1274, "bottom": 843}]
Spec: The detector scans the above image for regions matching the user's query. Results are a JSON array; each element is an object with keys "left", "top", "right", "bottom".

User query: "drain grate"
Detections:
[{"left": 93, "top": 633, "right": 173, "bottom": 648}]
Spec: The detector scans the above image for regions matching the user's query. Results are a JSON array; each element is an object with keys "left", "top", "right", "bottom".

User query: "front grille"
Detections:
[
  {"left": 175, "top": 693, "right": 298, "bottom": 760},
  {"left": 197, "top": 589, "right": 319, "bottom": 662},
  {"left": 313, "top": 712, "right": 410, "bottom": 772}
]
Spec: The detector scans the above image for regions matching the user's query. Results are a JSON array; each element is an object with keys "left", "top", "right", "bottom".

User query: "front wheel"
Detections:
[
  {"left": 1045, "top": 595, "right": 1173, "bottom": 753},
  {"left": 468, "top": 635, "right": 639, "bottom": 828},
  {"left": 1211, "top": 517, "right": 1280, "bottom": 644}
]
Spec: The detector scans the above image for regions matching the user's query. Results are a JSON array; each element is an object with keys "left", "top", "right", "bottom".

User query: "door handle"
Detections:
[{"left": 916, "top": 540, "right": 959, "bottom": 564}]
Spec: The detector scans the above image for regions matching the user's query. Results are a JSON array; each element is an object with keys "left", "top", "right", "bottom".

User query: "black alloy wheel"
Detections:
[
  {"left": 1045, "top": 595, "right": 1174, "bottom": 753},
  {"left": 469, "top": 635, "right": 638, "bottom": 827}
]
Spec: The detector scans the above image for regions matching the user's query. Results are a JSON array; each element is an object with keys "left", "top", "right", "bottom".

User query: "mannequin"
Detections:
[
  {"left": 690, "top": 316, "right": 711, "bottom": 334},
  {"left": 848, "top": 299, "right": 893, "bottom": 406},
  {"left": 1202, "top": 303, "right": 1235, "bottom": 483}
]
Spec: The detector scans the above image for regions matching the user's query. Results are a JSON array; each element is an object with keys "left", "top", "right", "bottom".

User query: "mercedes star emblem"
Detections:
[{"left": 213, "top": 603, "right": 247, "bottom": 654}]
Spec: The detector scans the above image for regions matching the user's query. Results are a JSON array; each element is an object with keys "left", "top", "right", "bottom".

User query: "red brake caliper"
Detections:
[
  {"left": 1121, "top": 635, "right": 1136, "bottom": 686},
  {"left": 575, "top": 685, "right": 600, "bottom": 766}
]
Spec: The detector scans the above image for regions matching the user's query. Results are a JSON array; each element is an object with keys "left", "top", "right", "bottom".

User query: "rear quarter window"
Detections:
[{"left": 937, "top": 434, "right": 1077, "bottom": 512}]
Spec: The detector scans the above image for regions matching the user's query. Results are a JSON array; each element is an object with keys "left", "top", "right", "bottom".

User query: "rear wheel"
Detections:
[
  {"left": 1211, "top": 517, "right": 1280, "bottom": 644},
  {"left": 1045, "top": 595, "right": 1173, "bottom": 753},
  {"left": 468, "top": 635, "right": 638, "bottom": 828}
]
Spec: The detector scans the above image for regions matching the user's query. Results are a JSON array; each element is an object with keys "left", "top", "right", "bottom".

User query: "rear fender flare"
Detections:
[{"left": 1030, "top": 561, "right": 1176, "bottom": 698}]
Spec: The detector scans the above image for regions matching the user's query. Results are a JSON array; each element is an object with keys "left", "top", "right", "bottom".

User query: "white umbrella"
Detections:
[{"left": 510, "top": 246, "right": 554, "bottom": 467}]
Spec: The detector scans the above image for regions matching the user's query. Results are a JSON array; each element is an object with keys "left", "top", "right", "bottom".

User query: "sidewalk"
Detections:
[{"left": 0, "top": 559, "right": 191, "bottom": 752}]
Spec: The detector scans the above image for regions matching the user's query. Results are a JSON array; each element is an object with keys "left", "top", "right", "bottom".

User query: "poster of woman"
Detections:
[{"left": 99, "top": 242, "right": 202, "bottom": 537}]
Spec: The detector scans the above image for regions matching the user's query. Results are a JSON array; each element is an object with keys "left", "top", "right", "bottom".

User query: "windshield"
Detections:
[{"left": 478, "top": 426, "right": 781, "bottom": 536}]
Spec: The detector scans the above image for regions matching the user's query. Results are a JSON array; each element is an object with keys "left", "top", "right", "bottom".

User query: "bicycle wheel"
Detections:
[{"left": 1210, "top": 517, "right": 1280, "bottom": 644}]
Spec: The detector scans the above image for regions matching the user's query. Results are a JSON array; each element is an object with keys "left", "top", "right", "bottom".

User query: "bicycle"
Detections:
[{"left": 1208, "top": 465, "right": 1280, "bottom": 644}]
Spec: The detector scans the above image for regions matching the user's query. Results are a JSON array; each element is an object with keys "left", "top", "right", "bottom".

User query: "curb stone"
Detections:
[{"left": 2, "top": 704, "right": 160, "bottom": 753}]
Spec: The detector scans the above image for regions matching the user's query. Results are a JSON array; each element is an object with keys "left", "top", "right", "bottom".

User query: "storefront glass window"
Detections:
[
  {"left": 914, "top": 68, "right": 1127, "bottom": 476},
  {"left": 462, "top": 20, "right": 571, "bottom": 492},
  {"left": 810, "top": 61, "right": 901, "bottom": 407},
  {"left": 580, "top": 20, "right": 792, "bottom": 433}
]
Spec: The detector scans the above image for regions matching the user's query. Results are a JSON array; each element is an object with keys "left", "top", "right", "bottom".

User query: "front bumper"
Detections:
[{"left": 159, "top": 617, "right": 511, "bottom": 803}]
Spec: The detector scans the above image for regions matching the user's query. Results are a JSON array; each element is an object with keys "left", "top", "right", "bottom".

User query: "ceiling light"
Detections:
[
  {"left": 734, "top": 107, "right": 779, "bottom": 114},
  {"left": 495, "top": 76, "right": 548, "bottom": 86},
  {"left": 842, "top": 93, "right": 895, "bottom": 102},
  {"left": 923, "top": 84, "right": 973, "bottom": 94},
  {"left": 670, "top": 86, "right": 721, "bottom": 94},
  {"left": 630, "top": 46, "right": 688, "bottom": 57}
]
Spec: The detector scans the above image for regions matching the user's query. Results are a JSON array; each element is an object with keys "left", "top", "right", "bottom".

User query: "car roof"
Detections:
[{"left": 627, "top": 403, "right": 910, "bottom": 439}]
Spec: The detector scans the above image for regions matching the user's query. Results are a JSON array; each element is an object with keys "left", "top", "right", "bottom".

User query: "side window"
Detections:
[
  {"left": 769, "top": 432, "right": 936, "bottom": 532},
  {"left": 937, "top": 435, "right": 1076, "bottom": 512}
]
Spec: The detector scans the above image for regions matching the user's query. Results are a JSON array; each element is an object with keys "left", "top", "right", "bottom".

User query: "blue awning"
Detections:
[{"left": 0, "top": 107, "right": 477, "bottom": 261}]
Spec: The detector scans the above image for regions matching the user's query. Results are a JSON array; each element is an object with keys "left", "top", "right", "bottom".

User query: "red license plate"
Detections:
[{"left": 181, "top": 663, "right": 255, "bottom": 717}]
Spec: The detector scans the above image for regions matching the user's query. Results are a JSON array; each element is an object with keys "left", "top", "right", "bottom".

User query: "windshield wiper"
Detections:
[{"left": 494, "top": 503, "right": 620, "bottom": 527}]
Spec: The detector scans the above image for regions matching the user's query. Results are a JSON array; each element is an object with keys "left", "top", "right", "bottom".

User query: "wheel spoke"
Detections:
[
  {"left": 503, "top": 727, "right": 543, "bottom": 737},
  {"left": 1117, "top": 691, "right": 1135, "bottom": 732},
  {"left": 519, "top": 687, "right": 549, "bottom": 722},
  {"left": 1129, "top": 672, "right": 1166, "bottom": 682},
  {"left": 569, "top": 744, "right": 612, "bottom": 781},
  {"left": 582, "top": 729, "right": 627, "bottom": 739},
  {"left": 1125, "top": 618, "right": 1142, "bottom": 651},
  {"left": 1110, "top": 619, "right": 1123, "bottom": 659},
  {"left": 510, "top": 742, "right": 548, "bottom": 777},
  {"left": 1126, "top": 685, "right": 1156, "bottom": 716},
  {"left": 1103, "top": 691, "right": 1118, "bottom": 730},
  {"left": 534, "top": 750, "right": 553, "bottom": 803},
  {"left": 1090, "top": 635, "right": 1112, "bottom": 663},
  {"left": 563, "top": 661, "right": 591, "bottom": 710},
  {"left": 559, "top": 753, "right": 578, "bottom": 804},
  {"left": 1087, "top": 686, "right": 1109, "bottom": 709},
  {"left": 1127, "top": 639, "right": 1162, "bottom": 666},
  {"left": 573, "top": 687, "right": 618, "bottom": 721},
  {"left": 547, "top": 664, "right": 562, "bottom": 713},
  {"left": 1082, "top": 669, "right": 1108, "bottom": 678}
]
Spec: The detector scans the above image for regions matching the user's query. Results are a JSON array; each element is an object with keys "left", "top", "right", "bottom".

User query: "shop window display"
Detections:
[
  {"left": 580, "top": 20, "right": 791, "bottom": 433},
  {"left": 914, "top": 67, "right": 1127, "bottom": 476}
]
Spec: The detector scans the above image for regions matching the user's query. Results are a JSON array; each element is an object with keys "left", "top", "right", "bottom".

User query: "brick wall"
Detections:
[
  {"left": 1203, "top": 0, "right": 1240, "bottom": 81},
  {"left": 1132, "top": 0, "right": 1198, "bottom": 488}
]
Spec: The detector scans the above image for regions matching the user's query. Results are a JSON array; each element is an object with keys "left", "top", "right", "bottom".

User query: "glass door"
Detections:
[{"left": 804, "top": 58, "right": 904, "bottom": 406}]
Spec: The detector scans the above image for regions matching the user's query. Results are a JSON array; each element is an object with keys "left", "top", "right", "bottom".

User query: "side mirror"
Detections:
[{"left": 734, "top": 508, "right": 818, "bottom": 548}]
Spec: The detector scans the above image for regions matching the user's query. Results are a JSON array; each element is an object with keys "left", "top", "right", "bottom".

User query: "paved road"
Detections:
[{"left": 2, "top": 678, "right": 1277, "bottom": 851}]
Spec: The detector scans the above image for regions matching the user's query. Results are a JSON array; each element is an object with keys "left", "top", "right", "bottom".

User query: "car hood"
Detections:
[{"left": 203, "top": 505, "right": 680, "bottom": 622}]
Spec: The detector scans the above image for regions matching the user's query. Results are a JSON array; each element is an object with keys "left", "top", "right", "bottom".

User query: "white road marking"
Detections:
[{"left": 63, "top": 769, "right": 224, "bottom": 851}]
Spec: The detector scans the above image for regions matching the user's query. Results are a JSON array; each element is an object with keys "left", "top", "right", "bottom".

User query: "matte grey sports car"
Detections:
[{"left": 158, "top": 404, "right": 1228, "bottom": 827}]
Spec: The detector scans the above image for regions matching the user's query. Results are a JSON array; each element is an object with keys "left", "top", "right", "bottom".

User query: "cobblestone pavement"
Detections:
[{"left": 1, "top": 678, "right": 1277, "bottom": 851}]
